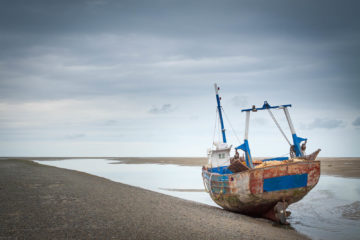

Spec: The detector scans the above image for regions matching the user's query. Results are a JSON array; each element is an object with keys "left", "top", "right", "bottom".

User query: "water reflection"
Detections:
[
  {"left": 288, "top": 175, "right": 360, "bottom": 240},
  {"left": 34, "top": 159, "right": 360, "bottom": 240}
]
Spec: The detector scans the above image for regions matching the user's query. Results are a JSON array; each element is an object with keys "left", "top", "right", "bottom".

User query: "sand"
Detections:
[
  {"left": 0, "top": 159, "right": 308, "bottom": 240},
  {"left": 317, "top": 157, "right": 360, "bottom": 178}
]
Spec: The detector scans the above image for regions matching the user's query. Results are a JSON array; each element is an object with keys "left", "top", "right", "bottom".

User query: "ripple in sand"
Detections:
[{"left": 336, "top": 201, "right": 360, "bottom": 220}]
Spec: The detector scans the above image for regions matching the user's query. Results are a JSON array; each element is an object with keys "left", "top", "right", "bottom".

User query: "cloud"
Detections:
[
  {"left": 253, "top": 117, "right": 269, "bottom": 126},
  {"left": 231, "top": 96, "right": 248, "bottom": 108},
  {"left": 0, "top": 1, "right": 359, "bottom": 107},
  {"left": 0, "top": 0, "right": 359, "bottom": 157},
  {"left": 64, "top": 133, "right": 86, "bottom": 140},
  {"left": 307, "top": 118, "right": 345, "bottom": 129},
  {"left": 148, "top": 104, "right": 175, "bottom": 114},
  {"left": 104, "top": 120, "right": 117, "bottom": 126},
  {"left": 352, "top": 117, "right": 360, "bottom": 127}
]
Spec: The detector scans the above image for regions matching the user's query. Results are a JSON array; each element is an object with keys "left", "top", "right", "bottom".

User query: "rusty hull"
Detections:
[{"left": 202, "top": 161, "right": 320, "bottom": 217}]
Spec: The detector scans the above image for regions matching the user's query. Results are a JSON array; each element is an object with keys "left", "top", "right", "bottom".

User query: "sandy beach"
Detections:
[
  {"left": 1, "top": 157, "right": 359, "bottom": 239},
  {"left": 0, "top": 159, "right": 309, "bottom": 240},
  {"left": 317, "top": 157, "right": 360, "bottom": 178}
]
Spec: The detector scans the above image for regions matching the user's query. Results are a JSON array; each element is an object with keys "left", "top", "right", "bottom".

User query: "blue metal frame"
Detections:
[
  {"left": 241, "top": 101, "right": 307, "bottom": 158},
  {"left": 236, "top": 139, "right": 253, "bottom": 168},
  {"left": 241, "top": 101, "right": 291, "bottom": 112},
  {"left": 215, "top": 89, "right": 227, "bottom": 143},
  {"left": 292, "top": 134, "right": 307, "bottom": 157}
]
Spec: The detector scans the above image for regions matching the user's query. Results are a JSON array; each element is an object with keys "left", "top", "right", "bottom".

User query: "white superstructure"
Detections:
[{"left": 208, "top": 142, "right": 231, "bottom": 168}]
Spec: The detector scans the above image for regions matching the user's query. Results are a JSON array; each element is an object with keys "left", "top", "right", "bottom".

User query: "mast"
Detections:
[{"left": 214, "top": 83, "right": 227, "bottom": 143}]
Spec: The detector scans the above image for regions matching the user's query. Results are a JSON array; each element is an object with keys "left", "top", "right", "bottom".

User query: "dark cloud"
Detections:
[
  {"left": 0, "top": 0, "right": 359, "bottom": 106},
  {"left": 352, "top": 117, "right": 360, "bottom": 127},
  {"left": 2, "top": 0, "right": 358, "bottom": 37},
  {"left": 149, "top": 104, "right": 175, "bottom": 114},
  {"left": 307, "top": 118, "right": 345, "bottom": 129},
  {"left": 1, "top": 0, "right": 359, "bottom": 56}
]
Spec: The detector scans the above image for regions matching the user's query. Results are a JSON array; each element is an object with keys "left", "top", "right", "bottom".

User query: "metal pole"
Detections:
[
  {"left": 244, "top": 111, "right": 253, "bottom": 168},
  {"left": 283, "top": 107, "right": 305, "bottom": 157},
  {"left": 214, "top": 84, "right": 227, "bottom": 143},
  {"left": 283, "top": 107, "right": 296, "bottom": 135},
  {"left": 245, "top": 111, "right": 250, "bottom": 140}
]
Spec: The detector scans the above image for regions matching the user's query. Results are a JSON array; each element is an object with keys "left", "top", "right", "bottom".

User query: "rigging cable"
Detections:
[
  {"left": 213, "top": 107, "right": 222, "bottom": 145},
  {"left": 222, "top": 107, "right": 242, "bottom": 145},
  {"left": 267, "top": 109, "right": 292, "bottom": 146},
  {"left": 212, "top": 108, "right": 218, "bottom": 146}
]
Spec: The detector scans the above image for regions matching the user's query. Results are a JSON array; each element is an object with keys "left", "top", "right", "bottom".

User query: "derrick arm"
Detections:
[{"left": 241, "top": 101, "right": 307, "bottom": 158}]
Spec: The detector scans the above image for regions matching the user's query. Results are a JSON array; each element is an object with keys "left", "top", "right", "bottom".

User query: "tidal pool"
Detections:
[
  {"left": 34, "top": 159, "right": 217, "bottom": 207},
  {"left": 34, "top": 159, "right": 360, "bottom": 240}
]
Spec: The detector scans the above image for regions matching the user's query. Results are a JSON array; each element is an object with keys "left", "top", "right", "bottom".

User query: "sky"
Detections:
[{"left": 0, "top": 0, "right": 359, "bottom": 157}]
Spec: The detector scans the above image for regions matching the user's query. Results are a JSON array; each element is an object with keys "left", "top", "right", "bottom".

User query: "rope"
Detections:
[
  {"left": 212, "top": 108, "right": 218, "bottom": 146},
  {"left": 280, "top": 151, "right": 290, "bottom": 157},
  {"left": 221, "top": 107, "right": 242, "bottom": 145},
  {"left": 267, "top": 109, "right": 291, "bottom": 146},
  {"left": 213, "top": 107, "right": 221, "bottom": 144}
]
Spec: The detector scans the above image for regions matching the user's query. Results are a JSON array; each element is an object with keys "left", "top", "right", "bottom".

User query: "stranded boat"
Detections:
[{"left": 202, "top": 84, "right": 321, "bottom": 224}]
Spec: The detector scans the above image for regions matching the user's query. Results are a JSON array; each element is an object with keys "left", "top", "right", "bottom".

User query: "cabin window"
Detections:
[{"left": 218, "top": 153, "right": 225, "bottom": 159}]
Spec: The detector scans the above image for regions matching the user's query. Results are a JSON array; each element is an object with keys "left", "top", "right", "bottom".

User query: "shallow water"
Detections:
[
  {"left": 34, "top": 159, "right": 217, "bottom": 207},
  {"left": 288, "top": 176, "right": 360, "bottom": 240},
  {"left": 34, "top": 159, "right": 360, "bottom": 240}
]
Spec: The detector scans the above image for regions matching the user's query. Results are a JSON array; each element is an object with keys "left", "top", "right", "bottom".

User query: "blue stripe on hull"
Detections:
[
  {"left": 208, "top": 166, "right": 233, "bottom": 175},
  {"left": 263, "top": 174, "right": 308, "bottom": 192}
]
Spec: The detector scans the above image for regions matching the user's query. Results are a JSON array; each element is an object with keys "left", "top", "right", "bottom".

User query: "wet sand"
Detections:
[
  {"left": 0, "top": 159, "right": 308, "bottom": 240},
  {"left": 318, "top": 157, "right": 360, "bottom": 178}
]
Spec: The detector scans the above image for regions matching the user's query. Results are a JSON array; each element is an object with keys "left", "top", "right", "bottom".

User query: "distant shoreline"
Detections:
[{"left": 2, "top": 157, "right": 360, "bottom": 178}]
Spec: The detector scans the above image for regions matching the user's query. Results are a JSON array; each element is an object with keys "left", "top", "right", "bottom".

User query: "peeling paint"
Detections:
[{"left": 202, "top": 160, "right": 320, "bottom": 217}]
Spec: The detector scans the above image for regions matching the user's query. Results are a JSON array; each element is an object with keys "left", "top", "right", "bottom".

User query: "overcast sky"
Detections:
[{"left": 0, "top": 0, "right": 359, "bottom": 157}]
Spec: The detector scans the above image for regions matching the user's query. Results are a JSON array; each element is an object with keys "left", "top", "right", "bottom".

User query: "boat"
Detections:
[{"left": 202, "top": 84, "right": 321, "bottom": 224}]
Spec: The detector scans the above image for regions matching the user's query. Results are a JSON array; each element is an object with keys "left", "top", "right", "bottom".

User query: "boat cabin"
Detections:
[{"left": 207, "top": 142, "right": 232, "bottom": 174}]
